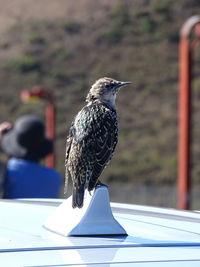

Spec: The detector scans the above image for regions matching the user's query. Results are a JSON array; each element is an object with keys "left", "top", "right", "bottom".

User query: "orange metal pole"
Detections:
[
  {"left": 178, "top": 16, "right": 200, "bottom": 210},
  {"left": 178, "top": 37, "right": 191, "bottom": 210},
  {"left": 45, "top": 102, "right": 55, "bottom": 168}
]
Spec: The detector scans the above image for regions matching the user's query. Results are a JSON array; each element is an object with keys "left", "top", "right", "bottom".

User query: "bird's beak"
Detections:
[{"left": 117, "top": 81, "right": 132, "bottom": 88}]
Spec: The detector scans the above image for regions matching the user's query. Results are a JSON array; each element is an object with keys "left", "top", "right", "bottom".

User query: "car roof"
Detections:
[{"left": 0, "top": 199, "right": 200, "bottom": 266}]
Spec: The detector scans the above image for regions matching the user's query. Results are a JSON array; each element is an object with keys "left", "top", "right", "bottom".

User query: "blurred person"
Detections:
[
  {"left": 0, "top": 122, "right": 12, "bottom": 197},
  {"left": 0, "top": 115, "right": 61, "bottom": 198}
]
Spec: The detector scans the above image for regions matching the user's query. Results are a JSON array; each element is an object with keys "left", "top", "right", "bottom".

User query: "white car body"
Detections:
[{"left": 0, "top": 198, "right": 200, "bottom": 266}]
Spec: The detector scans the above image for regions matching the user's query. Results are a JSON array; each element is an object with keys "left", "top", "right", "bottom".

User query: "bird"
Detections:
[{"left": 65, "top": 77, "right": 132, "bottom": 208}]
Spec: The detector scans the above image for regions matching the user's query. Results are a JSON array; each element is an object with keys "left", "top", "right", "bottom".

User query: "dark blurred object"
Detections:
[{"left": 2, "top": 115, "right": 52, "bottom": 161}]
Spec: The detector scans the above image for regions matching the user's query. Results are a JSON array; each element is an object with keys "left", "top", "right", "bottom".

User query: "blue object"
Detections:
[{"left": 4, "top": 158, "right": 61, "bottom": 198}]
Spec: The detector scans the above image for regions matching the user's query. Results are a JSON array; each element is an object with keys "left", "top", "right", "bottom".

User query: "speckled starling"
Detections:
[{"left": 65, "top": 77, "right": 132, "bottom": 208}]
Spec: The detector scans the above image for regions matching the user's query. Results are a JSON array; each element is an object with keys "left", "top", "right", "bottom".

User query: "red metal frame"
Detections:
[
  {"left": 21, "top": 87, "right": 55, "bottom": 168},
  {"left": 178, "top": 16, "right": 200, "bottom": 209}
]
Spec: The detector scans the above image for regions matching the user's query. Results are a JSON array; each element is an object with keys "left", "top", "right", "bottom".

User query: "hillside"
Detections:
[{"left": 0, "top": 0, "right": 200, "bottom": 205}]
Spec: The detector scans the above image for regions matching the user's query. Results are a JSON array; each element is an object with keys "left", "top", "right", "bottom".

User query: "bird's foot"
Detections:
[{"left": 96, "top": 181, "right": 108, "bottom": 188}]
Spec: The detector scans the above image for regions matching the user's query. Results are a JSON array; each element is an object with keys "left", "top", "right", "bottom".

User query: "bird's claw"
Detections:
[{"left": 96, "top": 181, "right": 108, "bottom": 188}]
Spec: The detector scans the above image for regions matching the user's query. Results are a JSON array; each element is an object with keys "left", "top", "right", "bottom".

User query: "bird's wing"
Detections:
[
  {"left": 65, "top": 107, "right": 94, "bottom": 192},
  {"left": 64, "top": 123, "right": 74, "bottom": 194},
  {"left": 88, "top": 107, "right": 118, "bottom": 190}
]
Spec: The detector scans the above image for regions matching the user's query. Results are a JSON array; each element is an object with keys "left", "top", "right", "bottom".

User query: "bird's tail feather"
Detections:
[
  {"left": 72, "top": 184, "right": 85, "bottom": 208},
  {"left": 64, "top": 168, "right": 69, "bottom": 195}
]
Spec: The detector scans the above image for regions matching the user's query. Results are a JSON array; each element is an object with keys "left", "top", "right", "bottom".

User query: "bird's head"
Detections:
[{"left": 86, "top": 77, "right": 132, "bottom": 108}]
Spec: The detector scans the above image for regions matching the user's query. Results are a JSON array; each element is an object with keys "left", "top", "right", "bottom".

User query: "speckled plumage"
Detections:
[{"left": 65, "top": 77, "right": 131, "bottom": 208}]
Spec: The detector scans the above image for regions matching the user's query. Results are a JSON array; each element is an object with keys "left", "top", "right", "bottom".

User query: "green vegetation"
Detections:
[
  {"left": 4, "top": 56, "right": 41, "bottom": 72},
  {"left": 152, "top": 1, "right": 171, "bottom": 14},
  {"left": 60, "top": 20, "right": 81, "bottom": 34},
  {"left": 110, "top": 1, "right": 130, "bottom": 27},
  {"left": 54, "top": 47, "right": 74, "bottom": 61},
  {"left": 98, "top": 26, "right": 124, "bottom": 44},
  {"left": 28, "top": 32, "right": 46, "bottom": 44},
  {"left": 97, "top": 2, "right": 131, "bottom": 44},
  {"left": 139, "top": 16, "right": 156, "bottom": 33}
]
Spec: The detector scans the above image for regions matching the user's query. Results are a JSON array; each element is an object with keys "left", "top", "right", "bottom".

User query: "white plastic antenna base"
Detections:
[{"left": 44, "top": 186, "right": 127, "bottom": 236}]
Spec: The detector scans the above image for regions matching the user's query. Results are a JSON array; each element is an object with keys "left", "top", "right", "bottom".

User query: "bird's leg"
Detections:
[{"left": 88, "top": 190, "right": 93, "bottom": 196}]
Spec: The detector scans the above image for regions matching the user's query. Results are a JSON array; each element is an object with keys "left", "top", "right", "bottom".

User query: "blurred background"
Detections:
[{"left": 0, "top": 0, "right": 200, "bottom": 209}]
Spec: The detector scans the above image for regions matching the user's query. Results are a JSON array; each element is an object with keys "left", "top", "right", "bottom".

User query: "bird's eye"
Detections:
[
  {"left": 105, "top": 83, "right": 114, "bottom": 89},
  {"left": 105, "top": 84, "right": 110, "bottom": 89}
]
